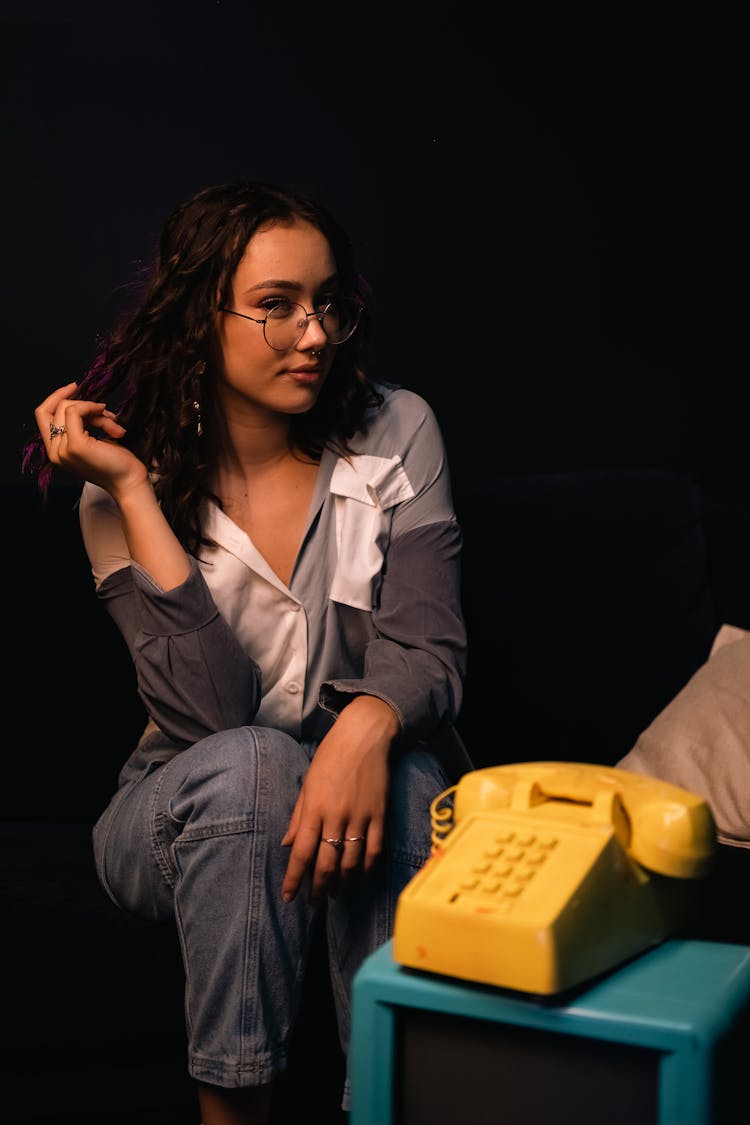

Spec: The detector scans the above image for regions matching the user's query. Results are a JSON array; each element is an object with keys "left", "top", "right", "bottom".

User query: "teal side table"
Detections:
[{"left": 350, "top": 939, "right": 750, "bottom": 1125}]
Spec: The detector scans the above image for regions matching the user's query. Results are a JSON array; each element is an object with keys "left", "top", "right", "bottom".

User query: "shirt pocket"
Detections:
[{"left": 329, "top": 454, "right": 415, "bottom": 611}]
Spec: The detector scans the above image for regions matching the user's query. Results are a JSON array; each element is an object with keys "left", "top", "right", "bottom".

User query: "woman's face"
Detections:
[{"left": 216, "top": 218, "right": 339, "bottom": 421}]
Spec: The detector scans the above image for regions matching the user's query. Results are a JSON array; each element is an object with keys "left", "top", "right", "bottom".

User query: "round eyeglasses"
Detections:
[{"left": 219, "top": 297, "right": 362, "bottom": 352}]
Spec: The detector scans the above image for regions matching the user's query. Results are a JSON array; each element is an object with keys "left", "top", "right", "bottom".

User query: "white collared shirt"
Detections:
[{"left": 79, "top": 384, "right": 466, "bottom": 746}]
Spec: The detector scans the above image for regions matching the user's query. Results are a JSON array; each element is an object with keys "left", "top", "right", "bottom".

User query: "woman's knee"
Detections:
[{"left": 163, "top": 725, "right": 309, "bottom": 830}]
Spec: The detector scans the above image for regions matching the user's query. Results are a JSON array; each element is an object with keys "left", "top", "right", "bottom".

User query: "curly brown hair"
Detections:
[{"left": 23, "top": 180, "right": 383, "bottom": 554}]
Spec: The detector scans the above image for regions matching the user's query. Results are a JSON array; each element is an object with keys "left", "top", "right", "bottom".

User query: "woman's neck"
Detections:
[{"left": 219, "top": 402, "right": 295, "bottom": 472}]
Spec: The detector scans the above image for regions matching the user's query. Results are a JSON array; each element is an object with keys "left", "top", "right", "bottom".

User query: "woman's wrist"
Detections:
[
  {"left": 110, "top": 474, "right": 158, "bottom": 513},
  {"left": 340, "top": 694, "right": 401, "bottom": 745}
]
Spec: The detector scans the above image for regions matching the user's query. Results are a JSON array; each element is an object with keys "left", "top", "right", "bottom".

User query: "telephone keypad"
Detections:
[{"left": 450, "top": 825, "right": 562, "bottom": 911}]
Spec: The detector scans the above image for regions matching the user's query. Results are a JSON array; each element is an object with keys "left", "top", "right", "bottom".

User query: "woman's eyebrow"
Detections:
[
  {"left": 241, "top": 279, "right": 300, "bottom": 294},
  {"left": 240, "top": 272, "right": 341, "bottom": 296}
]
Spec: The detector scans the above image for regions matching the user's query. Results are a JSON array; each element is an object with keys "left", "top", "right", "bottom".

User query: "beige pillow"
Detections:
[{"left": 618, "top": 624, "right": 750, "bottom": 849}]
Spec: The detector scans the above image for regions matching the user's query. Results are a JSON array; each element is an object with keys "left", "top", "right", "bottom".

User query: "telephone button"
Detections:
[
  {"left": 459, "top": 877, "right": 479, "bottom": 891},
  {"left": 484, "top": 845, "right": 504, "bottom": 859},
  {"left": 472, "top": 862, "right": 491, "bottom": 874},
  {"left": 502, "top": 885, "right": 524, "bottom": 898},
  {"left": 514, "top": 867, "right": 535, "bottom": 879},
  {"left": 537, "top": 836, "right": 558, "bottom": 849},
  {"left": 505, "top": 848, "right": 524, "bottom": 862},
  {"left": 495, "top": 830, "right": 515, "bottom": 843},
  {"left": 516, "top": 834, "right": 536, "bottom": 846},
  {"left": 493, "top": 865, "right": 513, "bottom": 879}
]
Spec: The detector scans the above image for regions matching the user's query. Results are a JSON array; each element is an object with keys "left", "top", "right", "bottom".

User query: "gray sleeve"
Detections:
[
  {"left": 320, "top": 518, "right": 467, "bottom": 742},
  {"left": 97, "top": 557, "right": 262, "bottom": 745},
  {"left": 319, "top": 394, "right": 467, "bottom": 742}
]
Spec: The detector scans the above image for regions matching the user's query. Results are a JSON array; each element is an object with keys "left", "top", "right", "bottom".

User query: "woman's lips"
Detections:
[{"left": 285, "top": 365, "right": 321, "bottom": 386}]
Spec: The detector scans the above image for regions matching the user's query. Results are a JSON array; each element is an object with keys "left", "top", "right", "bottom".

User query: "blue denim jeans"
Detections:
[{"left": 92, "top": 724, "right": 449, "bottom": 1107}]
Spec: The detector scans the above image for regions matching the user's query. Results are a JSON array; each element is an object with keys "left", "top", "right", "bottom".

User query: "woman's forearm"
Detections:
[{"left": 114, "top": 478, "right": 192, "bottom": 591}]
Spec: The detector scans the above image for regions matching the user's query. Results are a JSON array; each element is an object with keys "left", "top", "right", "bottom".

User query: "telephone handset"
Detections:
[
  {"left": 445, "top": 761, "right": 715, "bottom": 879},
  {"left": 393, "top": 762, "right": 717, "bottom": 995}
]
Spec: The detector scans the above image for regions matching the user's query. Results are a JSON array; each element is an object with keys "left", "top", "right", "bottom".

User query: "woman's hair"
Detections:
[{"left": 23, "top": 179, "right": 382, "bottom": 554}]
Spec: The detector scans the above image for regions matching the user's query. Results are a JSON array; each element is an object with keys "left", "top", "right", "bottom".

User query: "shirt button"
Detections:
[{"left": 287, "top": 681, "right": 301, "bottom": 694}]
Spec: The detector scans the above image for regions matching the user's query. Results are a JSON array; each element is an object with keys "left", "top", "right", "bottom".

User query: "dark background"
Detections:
[
  {"left": 2, "top": 9, "right": 748, "bottom": 1122},
  {"left": 3, "top": 0, "right": 747, "bottom": 498}
]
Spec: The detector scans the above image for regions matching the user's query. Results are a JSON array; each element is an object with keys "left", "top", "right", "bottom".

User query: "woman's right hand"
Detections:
[{"left": 34, "top": 381, "right": 149, "bottom": 498}]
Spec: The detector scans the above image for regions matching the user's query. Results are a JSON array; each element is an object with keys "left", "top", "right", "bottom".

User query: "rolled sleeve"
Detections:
[{"left": 98, "top": 558, "right": 262, "bottom": 745}]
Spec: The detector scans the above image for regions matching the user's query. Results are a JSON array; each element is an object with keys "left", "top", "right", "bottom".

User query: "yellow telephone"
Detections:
[{"left": 392, "top": 761, "right": 717, "bottom": 995}]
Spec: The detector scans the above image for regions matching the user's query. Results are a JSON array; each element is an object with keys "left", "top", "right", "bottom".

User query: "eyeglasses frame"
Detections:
[{"left": 218, "top": 298, "right": 361, "bottom": 352}]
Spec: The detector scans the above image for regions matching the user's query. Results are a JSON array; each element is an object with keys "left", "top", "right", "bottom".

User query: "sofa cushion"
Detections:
[{"left": 618, "top": 624, "right": 750, "bottom": 849}]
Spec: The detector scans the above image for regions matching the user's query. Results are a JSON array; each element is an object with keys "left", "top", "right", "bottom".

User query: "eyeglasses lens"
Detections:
[{"left": 264, "top": 300, "right": 360, "bottom": 350}]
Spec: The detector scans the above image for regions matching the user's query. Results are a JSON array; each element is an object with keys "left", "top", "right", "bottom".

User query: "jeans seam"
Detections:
[
  {"left": 93, "top": 759, "right": 163, "bottom": 906},
  {"left": 149, "top": 761, "right": 178, "bottom": 889},
  {"left": 241, "top": 729, "right": 266, "bottom": 1075}
]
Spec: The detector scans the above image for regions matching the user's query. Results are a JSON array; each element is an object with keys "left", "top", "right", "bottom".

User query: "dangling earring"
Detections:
[{"left": 193, "top": 360, "right": 206, "bottom": 437}]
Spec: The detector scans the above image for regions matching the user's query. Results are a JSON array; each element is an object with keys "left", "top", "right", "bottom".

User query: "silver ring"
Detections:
[
  {"left": 322, "top": 837, "right": 344, "bottom": 850},
  {"left": 49, "top": 422, "right": 66, "bottom": 438},
  {"left": 344, "top": 836, "right": 365, "bottom": 843}
]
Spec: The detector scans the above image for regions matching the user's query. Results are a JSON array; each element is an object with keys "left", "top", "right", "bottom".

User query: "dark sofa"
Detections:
[{"left": 4, "top": 468, "right": 750, "bottom": 1124}]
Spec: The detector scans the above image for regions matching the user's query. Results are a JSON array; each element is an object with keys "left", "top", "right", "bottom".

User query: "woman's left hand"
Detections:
[{"left": 280, "top": 695, "right": 399, "bottom": 903}]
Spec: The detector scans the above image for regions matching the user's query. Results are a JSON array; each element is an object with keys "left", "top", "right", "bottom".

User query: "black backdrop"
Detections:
[{"left": 4, "top": 0, "right": 747, "bottom": 499}]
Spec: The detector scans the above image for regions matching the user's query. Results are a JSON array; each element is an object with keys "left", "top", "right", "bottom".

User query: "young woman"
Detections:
[{"left": 26, "top": 180, "right": 470, "bottom": 1124}]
